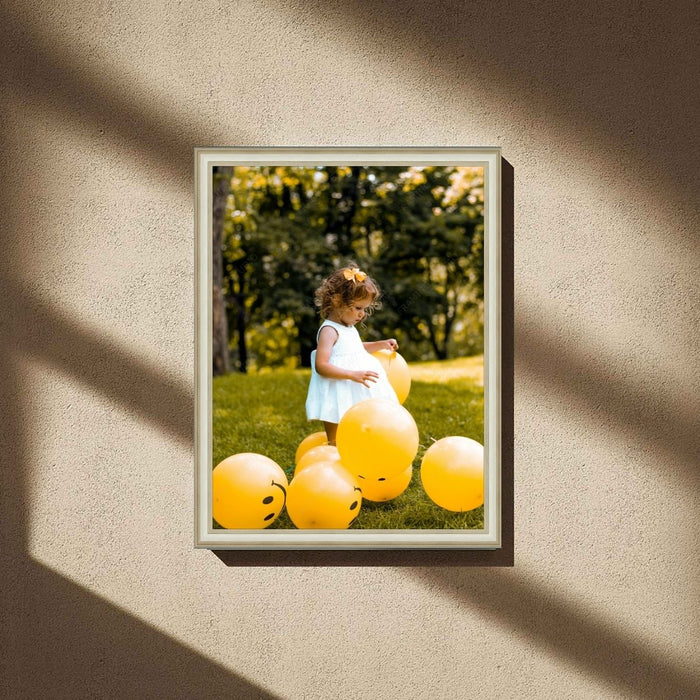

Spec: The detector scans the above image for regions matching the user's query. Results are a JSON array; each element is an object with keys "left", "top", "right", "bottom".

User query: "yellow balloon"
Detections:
[
  {"left": 212, "top": 453, "right": 288, "bottom": 529},
  {"left": 295, "top": 431, "right": 328, "bottom": 465},
  {"left": 286, "top": 461, "right": 362, "bottom": 529},
  {"left": 420, "top": 436, "right": 484, "bottom": 512},
  {"left": 372, "top": 349, "right": 411, "bottom": 404},
  {"left": 357, "top": 465, "right": 412, "bottom": 502},
  {"left": 337, "top": 398, "right": 419, "bottom": 481},
  {"left": 295, "top": 444, "right": 341, "bottom": 476}
]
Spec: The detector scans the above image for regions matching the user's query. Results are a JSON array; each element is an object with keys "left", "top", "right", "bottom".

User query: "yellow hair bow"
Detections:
[{"left": 342, "top": 267, "right": 367, "bottom": 283}]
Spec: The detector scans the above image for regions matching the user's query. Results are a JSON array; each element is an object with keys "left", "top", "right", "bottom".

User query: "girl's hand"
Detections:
[
  {"left": 350, "top": 370, "right": 379, "bottom": 388},
  {"left": 361, "top": 339, "right": 399, "bottom": 354}
]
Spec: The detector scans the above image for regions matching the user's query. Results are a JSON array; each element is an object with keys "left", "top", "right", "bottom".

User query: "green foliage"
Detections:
[
  {"left": 365, "top": 167, "right": 484, "bottom": 360},
  {"left": 212, "top": 357, "right": 484, "bottom": 530},
  {"left": 245, "top": 316, "right": 299, "bottom": 370},
  {"left": 214, "top": 165, "right": 485, "bottom": 371}
]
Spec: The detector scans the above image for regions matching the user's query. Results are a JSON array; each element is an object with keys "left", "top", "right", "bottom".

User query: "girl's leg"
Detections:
[{"left": 322, "top": 421, "right": 338, "bottom": 446}]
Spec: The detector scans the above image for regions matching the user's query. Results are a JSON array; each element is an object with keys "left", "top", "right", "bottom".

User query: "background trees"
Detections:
[{"left": 212, "top": 165, "right": 484, "bottom": 375}]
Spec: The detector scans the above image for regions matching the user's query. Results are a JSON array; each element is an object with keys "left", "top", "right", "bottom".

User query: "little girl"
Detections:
[{"left": 305, "top": 265, "right": 399, "bottom": 445}]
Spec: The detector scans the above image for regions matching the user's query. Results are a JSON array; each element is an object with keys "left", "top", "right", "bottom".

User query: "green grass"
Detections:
[{"left": 213, "top": 356, "right": 484, "bottom": 530}]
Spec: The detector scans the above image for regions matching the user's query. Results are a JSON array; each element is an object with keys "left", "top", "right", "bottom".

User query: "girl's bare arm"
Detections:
[
  {"left": 315, "top": 326, "right": 379, "bottom": 387},
  {"left": 362, "top": 338, "right": 398, "bottom": 353}
]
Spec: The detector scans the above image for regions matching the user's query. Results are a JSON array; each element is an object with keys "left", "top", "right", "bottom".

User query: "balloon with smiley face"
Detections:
[
  {"left": 357, "top": 465, "right": 413, "bottom": 502},
  {"left": 337, "top": 398, "right": 419, "bottom": 481},
  {"left": 212, "top": 453, "right": 288, "bottom": 529},
  {"left": 286, "top": 461, "right": 362, "bottom": 529}
]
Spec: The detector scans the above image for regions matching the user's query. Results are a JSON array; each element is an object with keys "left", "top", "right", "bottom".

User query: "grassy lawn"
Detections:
[{"left": 213, "top": 356, "right": 484, "bottom": 530}]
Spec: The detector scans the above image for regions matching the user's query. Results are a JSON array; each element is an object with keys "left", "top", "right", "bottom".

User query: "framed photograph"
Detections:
[{"left": 195, "top": 147, "right": 501, "bottom": 549}]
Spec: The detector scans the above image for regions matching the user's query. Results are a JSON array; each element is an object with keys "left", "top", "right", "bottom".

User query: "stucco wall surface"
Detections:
[{"left": 1, "top": 1, "right": 698, "bottom": 698}]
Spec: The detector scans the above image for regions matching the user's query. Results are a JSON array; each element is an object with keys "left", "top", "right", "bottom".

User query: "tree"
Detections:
[
  {"left": 323, "top": 166, "right": 362, "bottom": 258},
  {"left": 221, "top": 167, "right": 271, "bottom": 373},
  {"left": 212, "top": 167, "right": 232, "bottom": 376},
  {"left": 221, "top": 166, "right": 329, "bottom": 371},
  {"left": 222, "top": 165, "right": 370, "bottom": 370},
  {"left": 214, "top": 164, "right": 484, "bottom": 372},
  {"left": 367, "top": 166, "right": 483, "bottom": 359}
]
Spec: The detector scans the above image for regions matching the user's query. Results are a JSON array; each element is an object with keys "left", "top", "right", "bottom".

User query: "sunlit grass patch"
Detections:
[{"left": 409, "top": 354, "right": 483, "bottom": 386}]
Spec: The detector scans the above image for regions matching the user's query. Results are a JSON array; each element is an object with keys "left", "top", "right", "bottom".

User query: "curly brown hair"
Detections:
[{"left": 314, "top": 263, "right": 381, "bottom": 319}]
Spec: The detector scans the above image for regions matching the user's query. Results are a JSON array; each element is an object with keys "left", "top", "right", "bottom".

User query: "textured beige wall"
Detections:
[{"left": 2, "top": 1, "right": 698, "bottom": 698}]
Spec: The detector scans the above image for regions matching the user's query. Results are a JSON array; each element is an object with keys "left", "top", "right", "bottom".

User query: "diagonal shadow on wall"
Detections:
[
  {"left": 413, "top": 568, "right": 700, "bottom": 699},
  {"left": 1, "top": 5, "right": 698, "bottom": 699},
  {"left": 516, "top": 319, "right": 700, "bottom": 478},
  {"left": 3, "top": 560, "right": 281, "bottom": 700},
  {"left": 0, "top": 5, "right": 253, "bottom": 182},
  {"left": 0, "top": 275, "right": 193, "bottom": 449},
  {"left": 270, "top": 0, "right": 700, "bottom": 219},
  {"left": 3, "top": 269, "right": 698, "bottom": 696},
  {"left": 0, "top": 350, "right": 279, "bottom": 699},
  {"left": 0, "top": 7, "right": 270, "bottom": 696}
]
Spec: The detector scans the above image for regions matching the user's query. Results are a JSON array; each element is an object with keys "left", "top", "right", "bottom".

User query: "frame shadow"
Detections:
[{"left": 214, "top": 157, "right": 515, "bottom": 567}]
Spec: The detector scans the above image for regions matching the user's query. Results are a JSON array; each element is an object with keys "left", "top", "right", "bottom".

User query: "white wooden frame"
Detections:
[{"left": 195, "top": 147, "right": 501, "bottom": 549}]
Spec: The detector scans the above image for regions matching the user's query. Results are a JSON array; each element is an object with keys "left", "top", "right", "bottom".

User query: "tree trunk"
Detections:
[
  {"left": 337, "top": 166, "right": 361, "bottom": 257},
  {"left": 443, "top": 289, "right": 456, "bottom": 360},
  {"left": 234, "top": 258, "right": 248, "bottom": 373},
  {"left": 212, "top": 167, "right": 232, "bottom": 376},
  {"left": 426, "top": 313, "right": 448, "bottom": 360},
  {"left": 298, "top": 312, "right": 318, "bottom": 368},
  {"left": 325, "top": 166, "right": 360, "bottom": 259}
]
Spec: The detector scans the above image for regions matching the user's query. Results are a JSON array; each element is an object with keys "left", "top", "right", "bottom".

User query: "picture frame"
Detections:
[{"left": 195, "top": 146, "right": 502, "bottom": 549}]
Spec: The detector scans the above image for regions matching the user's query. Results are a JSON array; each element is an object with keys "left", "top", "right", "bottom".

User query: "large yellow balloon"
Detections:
[
  {"left": 357, "top": 465, "right": 412, "bottom": 502},
  {"left": 336, "top": 398, "right": 419, "bottom": 481},
  {"left": 295, "top": 444, "right": 341, "bottom": 476},
  {"left": 286, "top": 461, "right": 362, "bottom": 529},
  {"left": 372, "top": 349, "right": 411, "bottom": 404},
  {"left": 295, "top": 431, "right": 328, "bottom": 465},
  {"left": 212, "top": 453, "right": 288, "bottom": 528},
  {"left": 420, "top": 436, "right": 484, "bottom": 512}
]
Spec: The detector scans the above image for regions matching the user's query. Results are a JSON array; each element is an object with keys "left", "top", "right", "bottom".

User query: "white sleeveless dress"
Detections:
[{"left": 305, "top": 319, "right": 398, "bottom": 423}]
